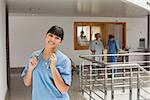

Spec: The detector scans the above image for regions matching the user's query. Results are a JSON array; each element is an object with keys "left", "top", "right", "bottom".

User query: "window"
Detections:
[{"left": 74, "top": 22, "right": 126, "bottom": 50}]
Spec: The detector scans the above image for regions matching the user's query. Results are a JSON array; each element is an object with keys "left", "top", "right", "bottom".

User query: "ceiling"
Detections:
[{"left": 6, "top": 0, "right": 150, "bottom": 17}]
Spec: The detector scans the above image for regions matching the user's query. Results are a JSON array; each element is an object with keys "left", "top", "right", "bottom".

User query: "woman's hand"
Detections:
[
  {"left": 49, "top": 53, "right": 57, "bottom": 68},
  {"left": 29, "top": 55, "right": 38, "bottom": 70},
  {"left": 23, "top": 55, "right": 38, "bottom": 87}
]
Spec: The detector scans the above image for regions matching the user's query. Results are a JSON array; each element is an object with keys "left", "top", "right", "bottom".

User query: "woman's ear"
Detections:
[
  {"left": 45, "top": 32, "right": 48, "bottom": 37},
  {"left": 60, "top": 40, "right": 63, "bottom": 44},
  {"left": 45, "top": 32, "right": 48, "bottom": 38}
]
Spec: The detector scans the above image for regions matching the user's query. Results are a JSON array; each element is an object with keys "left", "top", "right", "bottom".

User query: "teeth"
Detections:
[{"left": 48, "top": 41, "right": 54, "bottom": 45}]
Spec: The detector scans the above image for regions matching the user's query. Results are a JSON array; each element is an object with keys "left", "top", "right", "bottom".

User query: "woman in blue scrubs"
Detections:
[
  {"left": 108, "top": 34, "right": 119, "bottom": 62},
  {"left": 22, "top": 25, "right": 72, "bottom": 100},
  {"left": 108, "top": 34, "right": 119, "bottom": 77}
]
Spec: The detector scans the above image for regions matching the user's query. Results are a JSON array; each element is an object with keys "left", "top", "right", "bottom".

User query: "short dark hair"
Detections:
[
  {"left": 81, "top": 30, "right": 84, "bottom": 34},
  {"left": 109, "top": 34, "right": 114, "bottom": 39},
  {"left": 47, "top": 25, "right": 64, "bottom": 40},
  {"left": 95, "top": 33, "right": 100, "bottom": 37}
]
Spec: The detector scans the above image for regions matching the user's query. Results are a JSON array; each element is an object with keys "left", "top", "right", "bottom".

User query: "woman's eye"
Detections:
[
  {"left": 55, "top": 37, "right": 60, "bottom": 40},
  {"left": 49, "top": 34, "right": 53, "bottom": 37}
]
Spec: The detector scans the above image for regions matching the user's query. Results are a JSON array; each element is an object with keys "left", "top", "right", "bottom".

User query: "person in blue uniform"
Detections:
[
  {"left": 21, "top": 25, "right": 72, "bottom": 100},
  {"left": 108, "top": 34, "right": 119, "bottom": 77}
]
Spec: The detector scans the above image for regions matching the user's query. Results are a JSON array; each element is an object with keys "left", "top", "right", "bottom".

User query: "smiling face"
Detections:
[{"left": 45, "top": 32, "right": 62, "bottom": 50}]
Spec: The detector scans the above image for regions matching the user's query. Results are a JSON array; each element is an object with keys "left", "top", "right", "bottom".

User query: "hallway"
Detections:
[{"left": 0, "top": 0, "right": 150, "bottom": 100}]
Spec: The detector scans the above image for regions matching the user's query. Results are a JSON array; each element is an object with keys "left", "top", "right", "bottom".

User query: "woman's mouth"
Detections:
[{"left": 48, "top": 41, "right": 55, "bottom": 45}]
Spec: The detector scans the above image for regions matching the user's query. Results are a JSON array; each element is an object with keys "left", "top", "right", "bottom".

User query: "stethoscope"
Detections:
[{"left": 95, "top": 41, "right": 98, "bottom": 45}]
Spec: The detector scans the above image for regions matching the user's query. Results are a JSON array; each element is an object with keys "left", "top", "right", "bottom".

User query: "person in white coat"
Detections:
[{"left": 90, "top": 33, "right": 104, "bottom": 62}]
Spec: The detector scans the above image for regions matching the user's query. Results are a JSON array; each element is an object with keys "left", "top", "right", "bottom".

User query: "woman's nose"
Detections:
[{"left": 50, "top": 36, "right": 56, "bottom": 42}]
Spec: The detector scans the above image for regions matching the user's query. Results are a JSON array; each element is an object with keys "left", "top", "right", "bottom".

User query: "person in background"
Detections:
[
  {"left": 90, "top": 33, "right": 104, "bottom": 62},
  {"left": 78, "top": 30, "right": 88, "bottom": 46},
  {"left": 22, "top": 25, "right": 72, "bottom": 100},
  {"left": 108, "top": 34, "right": 119, "bottom": 77}
]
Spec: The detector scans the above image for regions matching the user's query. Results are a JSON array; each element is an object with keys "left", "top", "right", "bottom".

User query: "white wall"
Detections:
[
  {"left": 9, "top": 16, "right": 147, "bottom": 68},
  {"left": 125, "top": 18, "right": 148, "bottom": 50},
  {"left": 0, "top": 0, "right": 7, "bottom": 100}
]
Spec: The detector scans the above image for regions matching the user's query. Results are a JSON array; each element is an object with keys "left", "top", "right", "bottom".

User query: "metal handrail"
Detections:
[
  {"left": 80, "top": 52, "right": 150, "bottom": 57},
  {"left": 107, "top": 63, "right": 150, "bottom": 100},
  {"left": 79, "top": 53, "right": 150, "bottom": 100},
  {"left": 107, "top": 63, "right": 150, "bottom": 75}
]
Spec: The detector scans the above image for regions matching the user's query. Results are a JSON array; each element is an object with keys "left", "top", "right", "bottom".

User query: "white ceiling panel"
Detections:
[{"left": 6, "top": 0, "right": 149, "bottom": 17}]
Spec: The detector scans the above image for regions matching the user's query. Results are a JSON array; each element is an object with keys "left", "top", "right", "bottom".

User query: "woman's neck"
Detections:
[
  {"left": 44, "top": 47, "right": 56, "bottom": 55},
  {"left": 42, "top": 48, "right": 56, "bottom": 61}
]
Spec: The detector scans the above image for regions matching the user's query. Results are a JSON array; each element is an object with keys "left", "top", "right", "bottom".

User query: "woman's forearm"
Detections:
[
  {"left": 23, "top": 67, "right": 34, "bottom": 87},
  {"left": 51, "top": 66, "right": 69, "bottom": 93}
]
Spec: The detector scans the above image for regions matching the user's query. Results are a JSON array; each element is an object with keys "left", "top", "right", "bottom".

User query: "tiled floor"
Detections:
[
  {"left": 5, "top": 70, "right": 86, "bottom": 100},
  {"left": 5, "top": 69, "right": 150, "bottom": 100}
]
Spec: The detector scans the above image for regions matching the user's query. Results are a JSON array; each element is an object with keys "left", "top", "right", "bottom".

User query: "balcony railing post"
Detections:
[
  {"left": 111, "top": 66, "right": 114, "bottom": 100},
  {"left": 79, "top": 58, "right": 82, "bottom": 93},
  {"left": 129, "top": 65, "right": 133, "bottom": 100},
  {"left": 137, "top": 67, "right": 140, "bottom": 100},
  {"left": 80, "top": 59, "right": 84, "bottom": 96},
  {"left": 123, "top": 55, "right": 126, "bottom": 93},
  {"left": 89, "top": 62, "right": 92, "bottom": 100},
  {"left": 104, "top": 64, "right": 107, "bottom": 100}
]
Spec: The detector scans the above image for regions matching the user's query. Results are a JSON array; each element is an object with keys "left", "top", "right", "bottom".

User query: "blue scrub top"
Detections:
[
  {"left": 22, "top": 49, "right": 72, "bottom": 100},
  {"left": 108, "top": 39, "right": 119, "bottom": 54}
]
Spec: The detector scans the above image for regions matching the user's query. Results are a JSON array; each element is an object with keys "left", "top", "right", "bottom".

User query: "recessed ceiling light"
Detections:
[{"left": 29, "top": 7, "right": 40, "bottom": 12}]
